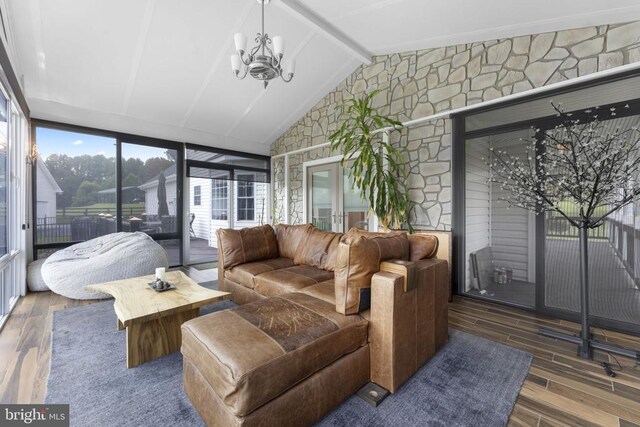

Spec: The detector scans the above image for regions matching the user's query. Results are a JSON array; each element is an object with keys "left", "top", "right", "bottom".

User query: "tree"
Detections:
[
  {"left": 143, "top": 157, "right": 173, "bottom": 181},
  {"left": 73, "top": 181, "right": 101, "bottom": 207},
  {"left": 486, "top": 103, "right": 640, "bottom": 359}
]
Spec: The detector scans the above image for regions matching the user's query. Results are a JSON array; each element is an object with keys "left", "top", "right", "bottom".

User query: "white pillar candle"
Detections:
[{"left": 155, "top": 267, "right": 166, "bottom": 282}]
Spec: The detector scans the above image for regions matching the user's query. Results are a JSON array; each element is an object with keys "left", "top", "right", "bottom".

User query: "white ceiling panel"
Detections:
[
  {"left": 299, "top": 0, "right": 640, "bottom": 55},
  {"left": 6, "top": 0, "right": 640, "bottom": 155},
  {"left": 124, "top": 0, "right": 250, "bottom": 126},
  {"left": 35, "top": 0, "right": 148, "bottom": 111}
]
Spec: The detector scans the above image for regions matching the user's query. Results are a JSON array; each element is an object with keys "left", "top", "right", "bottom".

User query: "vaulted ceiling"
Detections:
[{"left": 4, "top": 0, "right": 640, "bottom": 155}]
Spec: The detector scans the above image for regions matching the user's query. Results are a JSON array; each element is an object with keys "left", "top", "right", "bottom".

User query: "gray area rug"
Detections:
[{"left": 46, "top": 282, "right": 531, "bottom": 427}]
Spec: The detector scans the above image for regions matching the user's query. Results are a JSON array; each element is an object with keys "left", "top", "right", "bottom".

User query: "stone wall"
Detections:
[{"left": 271, "top": 21, "right": 640, "bottom": 230}]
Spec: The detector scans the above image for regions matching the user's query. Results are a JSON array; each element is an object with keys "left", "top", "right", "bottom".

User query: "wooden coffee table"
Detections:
[{"left": 85, "top": 271, "right": 229, "bottom": 368}]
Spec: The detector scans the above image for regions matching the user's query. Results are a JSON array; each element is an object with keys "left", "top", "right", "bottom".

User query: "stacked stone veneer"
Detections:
[{"left": 271, "top": 21, "right": 640, "bottom": 229}]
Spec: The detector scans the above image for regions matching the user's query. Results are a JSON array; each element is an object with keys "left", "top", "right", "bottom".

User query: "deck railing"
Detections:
[
  {"left": 608, "top": 218, "right": 640, "bottom": 288},
  {"left": 545, "top": 216, "right": 608, "bottom": 240}
]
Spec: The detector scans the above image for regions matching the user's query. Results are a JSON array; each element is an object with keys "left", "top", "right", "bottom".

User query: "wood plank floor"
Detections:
[{"left": 1, "top": 269, "right": 640, "bottom": 426}]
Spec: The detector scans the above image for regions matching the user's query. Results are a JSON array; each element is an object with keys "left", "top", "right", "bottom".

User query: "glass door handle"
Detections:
[{"left": 338, "top": 211, "right": 343, "bottom": 224}]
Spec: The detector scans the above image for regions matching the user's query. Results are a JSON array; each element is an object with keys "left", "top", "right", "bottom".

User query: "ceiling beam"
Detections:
[{"left": 276, "top": 0, "right": 372, "bottom": 64}]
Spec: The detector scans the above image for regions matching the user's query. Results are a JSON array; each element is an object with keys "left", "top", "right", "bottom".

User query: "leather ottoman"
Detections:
[{"left": 181, "top": 292, "right": 370, "bottom": 426}]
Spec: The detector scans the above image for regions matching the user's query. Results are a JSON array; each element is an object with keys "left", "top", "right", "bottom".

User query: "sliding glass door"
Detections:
[
  {"left": 121, "top": 141, "right": 182, "bottom": 265},
  {"left": 455, "top": 72, "right": 640, "bottom": 334},
  {"left": 185, "top": 145, "right": 270, "bottom": 265}
]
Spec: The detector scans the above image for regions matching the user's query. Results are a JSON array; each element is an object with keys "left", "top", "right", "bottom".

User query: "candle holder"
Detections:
[{"left": 147, "top": 279, "right": 176, "bottom": 292}]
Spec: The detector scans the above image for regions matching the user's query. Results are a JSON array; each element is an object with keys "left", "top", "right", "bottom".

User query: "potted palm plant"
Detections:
[{"left": 329, "top": 90, "right": 412, "bottom": 232}]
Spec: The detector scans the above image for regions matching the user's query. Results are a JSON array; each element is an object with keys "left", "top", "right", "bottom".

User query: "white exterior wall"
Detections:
[
  {"left": 36, "top": 161, "right": 60, "bottom": 220},
  {"left": 210, "top": 180, "right": 268, "bottom": 248},
  {"left": 189, "top": 178, "right": 211, "bottom": 240},
  {"left": 143, "top": 176, "right": 178, "bottom": 216},
  {"left": 146, "top": 175, "right": 268, "bottom": 249},
  {"left": 464, "top": 137, "right": 491, "bottom": 291}
]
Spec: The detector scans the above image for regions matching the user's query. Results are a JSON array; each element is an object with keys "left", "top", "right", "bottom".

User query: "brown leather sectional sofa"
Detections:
[{"left": 181, "top": 224, "right": 450, "bottom": 426}]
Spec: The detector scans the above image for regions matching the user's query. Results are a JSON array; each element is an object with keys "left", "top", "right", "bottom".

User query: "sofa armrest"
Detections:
[
  {"left": 369, "top": 269, "right": 416, "bottom": 393},
  {"left": 369, "top": 258, "right": 449, "bottom": 393}
]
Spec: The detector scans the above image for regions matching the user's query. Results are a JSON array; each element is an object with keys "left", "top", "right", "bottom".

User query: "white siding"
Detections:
[
  {"left": 143, "top": 176, "right": 177, "bottom": 215},
  {"left": 465, "top": 137, "right": 491, "bottom": 291},
  {"left": 490, "top": 131, "right": 534, "bottom": 282},
  {"left": 209, "top": 180, "right": 268, "bottom": 248},
  {"left": 464, "top": 130, "right": 536, "bottom": 290},
  {"left": 36, "top": 161, "right": 59, "bottom": 220},
  {"left": 189, "top": 178, "right": 211, "bottom": 240}
]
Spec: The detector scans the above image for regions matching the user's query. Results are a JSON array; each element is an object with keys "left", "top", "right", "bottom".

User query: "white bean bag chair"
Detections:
[
  {"left": 41, "top": 232, "right": 169, "bottom": 300},
  {"left": 27, "top": 259, "right": 49, "bottom": 292}
]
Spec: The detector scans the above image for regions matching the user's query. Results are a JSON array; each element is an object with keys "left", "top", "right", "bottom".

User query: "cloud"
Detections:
[
  {"left": 72, "top": 139, "right": 83, "bottom": 145},
  {"left": 97, "top": 151, "right": 106, "bottom": 156}
]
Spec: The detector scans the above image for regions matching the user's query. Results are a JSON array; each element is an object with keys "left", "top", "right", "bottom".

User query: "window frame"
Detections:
[
  {"left": 32, "top": 119, "right": 185, "bottom": 265},
  {"left": 193, "top": 185, "right": 201, "bottom": 206},
  {"left": 235, "top": 173, "right": 256, "bottom": 222},
  {"left": 211, "top": 179, "right": 228, "bottom": 221}
]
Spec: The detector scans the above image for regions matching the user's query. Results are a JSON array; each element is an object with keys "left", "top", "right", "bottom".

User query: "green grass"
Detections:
[{"left": 552, "top": 201, "right": 609, "bottom": 218}]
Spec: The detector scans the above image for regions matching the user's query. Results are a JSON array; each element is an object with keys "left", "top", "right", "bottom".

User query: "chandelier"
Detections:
[{"left": 230, "top": 0, "right": 296, "bottom": 89}]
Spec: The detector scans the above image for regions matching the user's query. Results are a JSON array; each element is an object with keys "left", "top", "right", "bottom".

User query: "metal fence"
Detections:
[{"left": 36, "top": 213, "right": 177, "bottom": 244}]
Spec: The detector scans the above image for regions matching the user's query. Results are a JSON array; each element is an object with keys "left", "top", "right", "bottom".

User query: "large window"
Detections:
[
  {"left": 34, "top": 127, "right": 116, "bottom": 251},
  {"left": 34, "top": 123, "right": 183, "bottom": 266},
  {"left": 454, "top": 72, "right": 640, "bottom": 334}
]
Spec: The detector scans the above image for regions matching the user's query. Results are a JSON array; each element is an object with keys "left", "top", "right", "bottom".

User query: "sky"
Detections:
[{"left": 36, "top": 127, "right": 171, "bottom": 161}]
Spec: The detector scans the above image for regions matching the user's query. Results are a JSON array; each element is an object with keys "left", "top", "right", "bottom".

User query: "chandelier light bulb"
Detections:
[
  {"left": 231, "top": 54, "right": 241, "bottom": 73},
  {"left": 286, "top": 58, "right": 296, "bottom": 76},
  {"left": 234, "top": 33, "right": 247, "bottom": 54},
  {"left": 272, "top": 36, "right": 284, "bottom": 57}
]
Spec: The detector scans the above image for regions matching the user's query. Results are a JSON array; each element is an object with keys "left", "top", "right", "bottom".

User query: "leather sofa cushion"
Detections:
[
  {"left": 181, "top": 292, "right": 368, "bottom": 417},
  {"left": 275, "top": 223, "right": 313, "bottom": 260},
  {"left": 294, "top": 227, "right": 342, "bottom": 268},
  {"left": 335, "top": 228, "right": 410, "bottom": 315},
  {"left": 254, "top": 265, "right": 334, "bottom": 297},
  {"left": 323, "top": 233, "right": 342, "bottom": 271},
  {"left": 225, "top": 258, "right": 295, "bottom": 289},
  {"left": 217, "top": 225, "right": 278, "bottom": 269},
  {"left": 408, "top": 234, "right": 439, "bottom": 261},
  {"left": 298, "top": 280, "right": 336, "bottom": 305}
]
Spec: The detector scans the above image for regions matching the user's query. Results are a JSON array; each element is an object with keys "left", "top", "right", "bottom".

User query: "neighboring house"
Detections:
[
  {"left": 141, "top": 165, "right": 267, "bottom": 248},
  {"left": 36, "top": 158, "right": 63, "bottom": 220},
  {"left": 138, "top": 164, "right": 178, "bottom": 216},
  {"left": 190, "top": 176, "right": 268, "bottom": 248}
]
